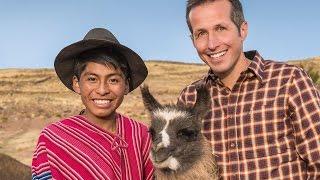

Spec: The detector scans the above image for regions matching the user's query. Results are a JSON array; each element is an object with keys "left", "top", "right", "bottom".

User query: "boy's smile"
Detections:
[
  {"left": 72, "top": 61, "right": 129, "bottom": 128},
  {"left": 93, "top": 99, "right": 112, "bottom": 108}
]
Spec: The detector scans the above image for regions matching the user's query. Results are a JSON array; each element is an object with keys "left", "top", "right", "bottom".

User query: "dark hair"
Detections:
[
  {"left": 186, "top": 0, "right": 245, "bottom": 34},
  {"left": 73, "top": 48, "right": 129, "bottom": 80}
]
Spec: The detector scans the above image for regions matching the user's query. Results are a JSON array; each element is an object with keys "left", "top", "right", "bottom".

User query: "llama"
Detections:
[
  {"left": 140, "top": 85, "right": 219, "bottom": 180},
  {"left": 0, "top": 153, "right": 31, "bottom": 180}
]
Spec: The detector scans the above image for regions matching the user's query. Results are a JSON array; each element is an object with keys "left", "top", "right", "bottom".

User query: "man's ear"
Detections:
[
  {"left": 72, "top": 76, "right": 81, "bottom": 94},
  {"left": 240, "top": 21, "right": 248, "bottom": 40}
]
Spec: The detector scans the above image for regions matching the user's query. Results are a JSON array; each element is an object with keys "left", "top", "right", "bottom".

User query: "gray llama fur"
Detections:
[
  {"left": 140, "top": 85, "right": 219, "bottom": 180},
  {"left": 0, "top": 153, "right": 31, "bottom": 180}
]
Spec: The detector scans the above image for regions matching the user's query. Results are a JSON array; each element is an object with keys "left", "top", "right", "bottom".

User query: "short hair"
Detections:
[
  {"left": 73, "top": 48, "right": 129, "bottom": 80},
  {"left": 186, "top": 0, "right": 245, "bottom": 33}
]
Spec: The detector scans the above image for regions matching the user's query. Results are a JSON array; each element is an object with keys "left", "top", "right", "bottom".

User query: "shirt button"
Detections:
[{"left": 230, "top": 142, "right": 236, "bottom": 148}]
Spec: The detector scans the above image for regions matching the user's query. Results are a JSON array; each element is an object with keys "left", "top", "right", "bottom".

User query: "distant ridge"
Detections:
[
  {"left": 1, "top": 57, "right": 320, "bottom": 70},
  {"left": 145, "top": 59, "right": 205, "bottom": 66},
  {"left": 146, "top": 56, "right": 320, "bottom": 66},
  {"left": 287, "top": 56, "right": 320, "bottom": 63}
]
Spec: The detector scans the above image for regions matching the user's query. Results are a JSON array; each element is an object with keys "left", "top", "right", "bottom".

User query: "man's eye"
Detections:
[
  {"left": 194, "top": 31, "right": 207, "bottom": 39},
  {"left": 216, "top": 26, "right": 226, "bottom": 31}
]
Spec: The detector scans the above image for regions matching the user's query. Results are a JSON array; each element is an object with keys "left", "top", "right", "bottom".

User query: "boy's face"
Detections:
[{"left": 72, "top": 61, "right": 129, "bottom": 121}]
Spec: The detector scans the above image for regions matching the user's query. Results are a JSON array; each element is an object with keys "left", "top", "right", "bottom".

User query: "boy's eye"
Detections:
[
  {"left": 108, "top": 77, "right": 120, "bottom": 84},
  {"left": 87, "top": 76, "right": 96, "bottom": 82}
]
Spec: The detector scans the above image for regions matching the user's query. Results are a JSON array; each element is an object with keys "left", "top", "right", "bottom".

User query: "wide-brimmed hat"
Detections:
[{"left": 54, "top": 28, "right": 148, "bottom": 92}]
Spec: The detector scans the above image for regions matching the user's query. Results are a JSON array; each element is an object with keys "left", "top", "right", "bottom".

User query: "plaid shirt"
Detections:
[{"left": 178, "top": 51, "right": 320, "bottom": 179}]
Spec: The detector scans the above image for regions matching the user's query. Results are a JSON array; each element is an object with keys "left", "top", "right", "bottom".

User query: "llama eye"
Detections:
[
  {"left": 148, "top": 128, "right": 156, "bottom": 140},
  {"left": 177, "top": 128, "right": 198, "bottom": 141}
]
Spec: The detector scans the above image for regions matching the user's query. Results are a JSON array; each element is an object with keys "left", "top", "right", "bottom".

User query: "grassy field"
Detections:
[{"left": 0, "top": 58, "right": 319, "bottom": 165}]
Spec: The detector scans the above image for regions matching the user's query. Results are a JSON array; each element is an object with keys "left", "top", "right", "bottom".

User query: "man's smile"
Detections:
[{"left": 207, "top": 49, "right": 227, "bottom": 59}]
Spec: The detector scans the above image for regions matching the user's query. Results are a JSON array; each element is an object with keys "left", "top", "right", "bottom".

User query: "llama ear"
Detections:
[
  {"left": 177, "top": 100, "right": 186, "bottom": 109},
  {"left": 140, "top": 84, "right": 162, "bottom": 112},
  {"left": 193, "top": 85, "right": 211, "bottom": 119}
]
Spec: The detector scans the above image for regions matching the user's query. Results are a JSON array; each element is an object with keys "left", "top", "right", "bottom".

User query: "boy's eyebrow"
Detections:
[
  {"left": 82, "top": 72, "right": 124, "bottom": 77},
  {"left": 82, "top": 72, "right": 98, "bottom": 77}
]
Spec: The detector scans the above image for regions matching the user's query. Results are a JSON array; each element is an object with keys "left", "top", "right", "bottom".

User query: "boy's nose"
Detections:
[{"left": 96, "top": 82, "right": 110, "bottom": 95}]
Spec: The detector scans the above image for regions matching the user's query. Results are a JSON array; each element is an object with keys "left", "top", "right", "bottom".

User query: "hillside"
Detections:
[{"left": 288, "top": 56, "right": 320, "bottom": 69}]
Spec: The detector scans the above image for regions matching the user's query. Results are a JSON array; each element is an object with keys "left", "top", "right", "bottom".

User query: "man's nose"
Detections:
[{"left": 207, "top": 33, "right": 220, "bottom": 50}]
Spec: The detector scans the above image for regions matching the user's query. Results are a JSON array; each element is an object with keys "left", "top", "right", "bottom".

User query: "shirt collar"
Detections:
[
  {"left": 204, "top": 50, "right": 266, "bottom": 84},
  {"left": 76, "top": 114, "right": 128, "bottom": 151},
  {"left": 246, "top": 50, "right": 265, "bottom": 83}
]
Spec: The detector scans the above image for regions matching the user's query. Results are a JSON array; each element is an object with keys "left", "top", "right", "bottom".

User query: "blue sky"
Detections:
[{"left": 0, "top": 0, "right": 320, "bottom": 68}]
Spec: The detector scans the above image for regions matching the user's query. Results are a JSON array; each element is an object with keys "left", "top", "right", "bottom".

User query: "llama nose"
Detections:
[
  {"left": 153, "top": 145, "right": 175, "bottom": 154},
  {"left": 153, "top": 147, "right": 175, "bottom": 162}
]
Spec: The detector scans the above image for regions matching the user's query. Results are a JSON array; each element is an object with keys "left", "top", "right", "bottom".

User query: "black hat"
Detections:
[{"left": 54, "top": 28, "right": 148, "bottom": 92}]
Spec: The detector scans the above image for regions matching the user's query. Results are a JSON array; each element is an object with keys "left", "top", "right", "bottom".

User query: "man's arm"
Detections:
[{"left": 288, "top": 68, "right": 320, "bottom": 179}]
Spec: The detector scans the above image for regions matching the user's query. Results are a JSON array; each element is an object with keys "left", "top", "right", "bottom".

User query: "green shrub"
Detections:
[{"left": 298, "top": 63, "right": 320, "bottom": 85}]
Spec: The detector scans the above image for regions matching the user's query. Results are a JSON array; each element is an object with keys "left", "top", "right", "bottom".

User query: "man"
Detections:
[{"left": 178, "top": 0, "right": 320, "bottom": 179}]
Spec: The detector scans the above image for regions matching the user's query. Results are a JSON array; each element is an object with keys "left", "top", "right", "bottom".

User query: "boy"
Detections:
[{"left": 32, "top": 28, "right": 154, "bottom": 179}]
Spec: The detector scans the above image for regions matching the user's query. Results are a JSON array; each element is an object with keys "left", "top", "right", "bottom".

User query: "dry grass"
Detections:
[{"left": 288, "top": 57, "right": 320, "bottom": 87}]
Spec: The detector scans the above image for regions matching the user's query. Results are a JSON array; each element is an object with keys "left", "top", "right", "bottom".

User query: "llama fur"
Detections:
[
  {"left": 0, "top": 153, "right": 31, "bottom": 180},
  {"left": 140, "top": 85, "right": 219, "bottom": 180}
]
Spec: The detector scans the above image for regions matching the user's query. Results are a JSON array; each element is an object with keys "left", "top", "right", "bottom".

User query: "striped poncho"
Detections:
[{"left": 32, "top": 114, "right": 154, "bottom": 180}]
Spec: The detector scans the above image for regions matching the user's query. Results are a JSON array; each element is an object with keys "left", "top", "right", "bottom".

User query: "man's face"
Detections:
[
  {"left": 73, "top": 62, "right": 128, "bottom": 121},
  {"left": 189, "top": 0, "right": 248, "bottom": 78}
]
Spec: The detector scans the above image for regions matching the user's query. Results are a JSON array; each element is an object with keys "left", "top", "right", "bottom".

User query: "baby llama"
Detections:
[{"left": 140, "top": 85, "right": 219, "bottom": 180}]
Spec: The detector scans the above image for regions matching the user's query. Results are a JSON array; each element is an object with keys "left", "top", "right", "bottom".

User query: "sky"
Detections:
[{"left": 0, "top": 0, "right": 320, "bottom": 68}]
